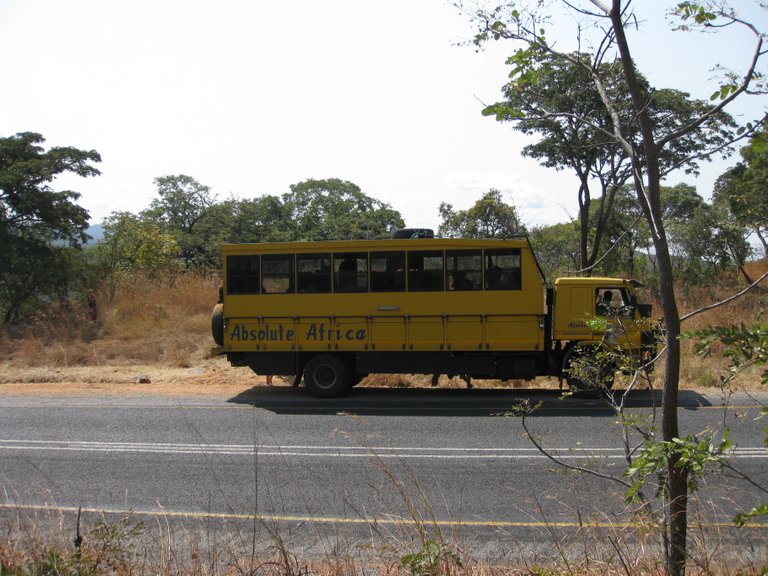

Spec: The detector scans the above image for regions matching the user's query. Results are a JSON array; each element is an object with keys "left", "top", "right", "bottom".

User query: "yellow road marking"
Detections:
[{"left": 1, "top": 503, "right": 766, "bottom": 530}]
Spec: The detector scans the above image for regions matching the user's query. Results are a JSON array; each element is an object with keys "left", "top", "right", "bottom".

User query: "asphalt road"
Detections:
[{"left": 1, "top": 386, "right": 766, "bottom": 562}]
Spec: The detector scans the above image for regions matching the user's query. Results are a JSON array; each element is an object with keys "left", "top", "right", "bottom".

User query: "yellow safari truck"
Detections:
[{"left": 211, "top": 234, "right": 656, "bottom": 397}]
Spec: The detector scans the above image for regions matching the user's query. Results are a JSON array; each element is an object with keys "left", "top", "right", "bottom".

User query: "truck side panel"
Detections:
[{"left": 225, "top": 312, "right": 544, "bottom": 354}]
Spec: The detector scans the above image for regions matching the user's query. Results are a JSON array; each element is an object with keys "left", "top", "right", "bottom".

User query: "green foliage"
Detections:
[
  {"left": 0, "top": 132, "right": 101, "bottom": 323},
  {"left": 0, "top": 240, "right": 73, "bottom": 322},
  {"left": 283, "top": 178, "right": 404, "bottom": 241},
  {"left": 686, "top": 324, "right": 768, "bottom": 385},
  {"left": 95, "top": 211, "right": 180, "bottom": 278},
  {"left": 399, "top": 540, "right": 462, "bottom": 576},
  {"left": 734, "top": 503, "right": 768, "bottom": 527},
  {"left": 91, "top": 176, "right": 405, "bottom": 280},
  {"left": 661, "top": 183, "right": 747, "bottom": 283},
  {"left": 528, "top": 222, "right": 580, "bottom": 278},
  {"left": 225, "top": 195, "right": 291, "bottom": 243},
  {"left": 713, "top": 129, "right": 768, "bottom": 255},
  {"left": 481, "top": 46, "right": 736, "bottom": 274},
  {"left": 596, "top": 184, "right": 651, "bottom": 278},
  {"left": 0, "top": 132, "right": 100, "bottom": 244},
  {"left": 468, "top": 3, "right": 765, "bottom": 573},
  {"left": 143, "top": 174, "right": 217, "bottom": 269},
  {"left": 625, "top": 431, "right": 732, "bottom": 503},
  {"left": 674, "top": 2, "right": 717, "bottom": 25},
  {"left": 437, "top": 188, "right": 525, "bottom": 238}
]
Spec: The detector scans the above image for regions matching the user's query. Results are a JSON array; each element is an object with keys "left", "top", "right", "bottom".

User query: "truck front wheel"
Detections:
[
  {"left": 303, "top": 355, "right": 351, "bottom": 398},
  {"left": 563, "top": 344, "right": 615, "bottom": 395}
]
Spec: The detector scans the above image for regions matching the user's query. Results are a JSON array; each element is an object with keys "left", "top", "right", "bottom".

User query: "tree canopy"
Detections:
[
  {"left": 438, "top": 188, "right": 525, "bottom": 238},
  {"left": 0, "top": 132, "right": 101, "bottom": 322},
  {"left": 483, "top": 48, "right": 736, "bottom": 273},
  {"left": 713, "top": 129, "right": 768, "bottom": 256},
  {"left": 283, "top": 178, "right": 404, "bottom": 241}
]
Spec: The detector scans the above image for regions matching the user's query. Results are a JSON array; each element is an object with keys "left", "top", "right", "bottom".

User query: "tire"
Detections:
[
  {"left": 211, "top": 303, "right": 224, "bottom": 346},
  {"left": 303, "top": 355, "right": 351, "bottom": 398},
  {"left": 564, "top": 344, "right": 615, "bottom": 396}
]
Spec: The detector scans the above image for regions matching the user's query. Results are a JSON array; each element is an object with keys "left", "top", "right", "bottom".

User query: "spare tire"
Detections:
[{"left": 211, "top": 303, "right": 224, "bottom": 346}]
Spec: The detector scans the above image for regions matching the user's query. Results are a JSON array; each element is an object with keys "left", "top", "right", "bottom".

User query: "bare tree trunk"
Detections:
[
  {"left": 656, "top": 245, "right": 687, "bottom": 575},
  {"left": 609, "top": 2, "right": 687, "bottom": 573},
  {"left": 578, "top": 181, "right": 591, "bottom": 274}
]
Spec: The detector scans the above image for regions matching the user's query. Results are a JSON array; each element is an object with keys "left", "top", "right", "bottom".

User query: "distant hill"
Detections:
[{"left": 85, "top": 224, "right": 104, "bottom": 245}]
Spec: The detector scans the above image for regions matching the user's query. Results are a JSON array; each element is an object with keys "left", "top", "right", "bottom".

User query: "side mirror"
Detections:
[{"left": 637, "top": 304, "right": 652, "bottom": 318}]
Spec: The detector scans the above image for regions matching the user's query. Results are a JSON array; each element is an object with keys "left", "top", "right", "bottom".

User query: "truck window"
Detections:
[
  {"left": 297, "top": 253, "right": 331, "bottom": 293},
  {"left": 371, "top": 251, "right": 406, "bottom": 292},
  {"left": 334, "top": 252, "right": 368, "bottom": 293},
  {"left": 227, "top": 255, "right": 260, "bottom": 295},
  {"left": 408, "top": 250, "right": 444, "bottom": 292},
  {"left": 446, "top": 250, "right": 481, "bottom": 291},
  {"left": 262, "top": 254, "right": 295, "bottom": 293},
  {"left": 595, "top": 288, "right": 631, "bottom": 315},
  {"left": 485, "top": 249, "right": 522, "bottom": 290}
]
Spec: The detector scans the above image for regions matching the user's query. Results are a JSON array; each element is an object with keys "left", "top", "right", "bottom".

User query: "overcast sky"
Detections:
[{"left": 1, "top": 1, "right": 764, "bottom": 230}]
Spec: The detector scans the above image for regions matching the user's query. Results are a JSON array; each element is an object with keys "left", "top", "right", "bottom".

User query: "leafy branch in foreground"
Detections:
[
  {"left": 625, "top": 432, "right": 732, "bottom": 504},
  {"left": 685, "top": 323, "right": 768, "bottom": 386},
  {"left": 684, "top": 322, "right": 768, "bottom": 525}
]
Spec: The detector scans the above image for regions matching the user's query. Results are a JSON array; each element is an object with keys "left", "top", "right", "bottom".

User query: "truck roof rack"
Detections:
[{"left": 391, "top": 228, "right": 435, "bottom": 239}]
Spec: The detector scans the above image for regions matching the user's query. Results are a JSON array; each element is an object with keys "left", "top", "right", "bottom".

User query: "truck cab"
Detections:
[{"left": 552, "top": 277, "right": 656, "bottom": 388}]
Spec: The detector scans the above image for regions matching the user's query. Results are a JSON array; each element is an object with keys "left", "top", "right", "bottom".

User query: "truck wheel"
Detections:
[
  {"left": 211, "top": 303, "right": 224, "bottom": 346},
  {"left": 304, "top": 355, "right": 351, "bottom": 398},
  {"left": 564, "top": 344, "right": 615, "bottom": 395}
]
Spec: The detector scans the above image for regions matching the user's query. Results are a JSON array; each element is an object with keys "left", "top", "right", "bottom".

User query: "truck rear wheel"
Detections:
[{"left": 303, "top": 355, "right": 351, "bottom": 398}]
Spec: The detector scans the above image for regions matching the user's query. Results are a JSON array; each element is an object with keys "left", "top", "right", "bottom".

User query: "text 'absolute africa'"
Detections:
[{"left": 229, "top": 323, "right": 366, "bottom": 343}]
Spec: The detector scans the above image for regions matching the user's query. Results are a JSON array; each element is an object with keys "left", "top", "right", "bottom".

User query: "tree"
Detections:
[
  {"left": 484, "top": 54, "right": 629, "bottom": 272},
  {"left": 282, "top": 178, "right": 404, "bottom": 240},
  {"left": 0, "top": 132, "right": 101, "bottom": 322},
  {"left": 528, "top": 221, "right": 581, "bottom": 279},
  {"left": 597, "top": 184, "right": 651, "bottom": 278},
  {"left": 713, "top": 129, "right": 768, "bottom": 256},
  {"left": 482, "top": 51, "right": 735, "bottom": 274},
  {"left": 95, "top": 211, "right": 180, "bottom": 279},
  {"left": 709, "top": 195, "right": 755, "bottom": 284},
  {"left": 144, "top": 174, "right": 216, "bottom": 269},
  {"left": 466, "top": 3, "right": 766, "bottom": 573},
  {"left": 225, "top": 195, "right": 292, "bottom": 243},
  {"left": 438, "top": 188, "right": 526, "bottom": 238},
  {"left": 659, "top": 183, "right": 752, "bottom": 284},
  {"left": 662, "top": 184, "right": 715, "bottom": 282}
]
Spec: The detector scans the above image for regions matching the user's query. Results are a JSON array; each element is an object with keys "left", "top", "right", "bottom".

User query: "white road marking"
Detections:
[{"left": 0, "top": 439, "right": 766, "bottom": 459}]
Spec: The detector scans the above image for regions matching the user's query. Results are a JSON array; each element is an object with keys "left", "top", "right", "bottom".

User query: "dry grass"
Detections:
[
  {"left": 4, "top": 274, "right": 220, "bottom": 367},
  {"left": 0, "top": 265, "right": 766, "bottom": 394},
  {"left": 674, "top": 259, "right": 768, "bottom": 390},
  {"left": 2, "top": 475, "right": 764, "bottom": 575}
]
